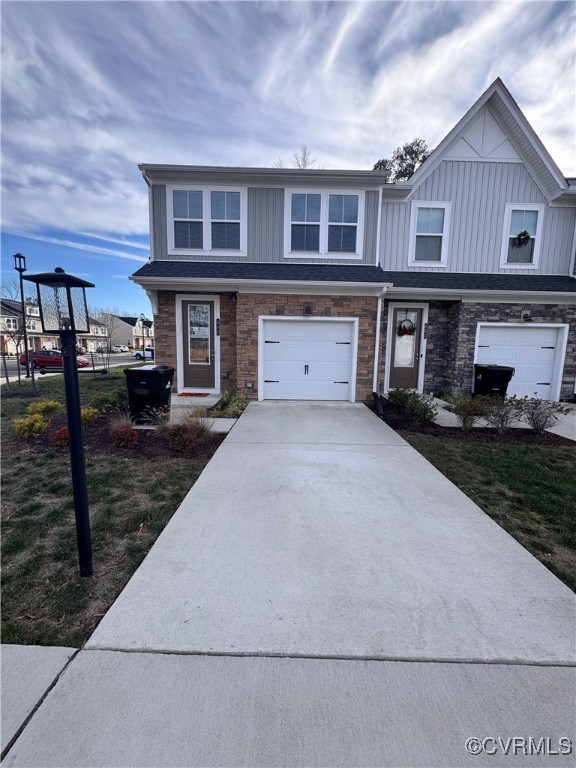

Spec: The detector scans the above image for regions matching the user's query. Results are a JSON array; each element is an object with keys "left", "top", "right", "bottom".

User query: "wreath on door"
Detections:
[{"left": 397, "top": 318, "right": 416, "bottom": 336}]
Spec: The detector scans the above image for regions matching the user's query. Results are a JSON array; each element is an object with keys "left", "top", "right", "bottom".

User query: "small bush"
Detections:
[
  {"left": 27, "top": 399, "right": 63, "bottom": 417},
  {"left": 81, "top": 407, "right": 100, "bottom": 425},
  {"left": 212, "top": 388, "right": 248, "bottom": 418},
  {"left": 92, "top": 389, "right": 127, "bottom": 414},
  {"left": 160, "top": 416, "right": 213, "bottom": 453},
  {"left": 483, "top": 396, "right": 522, "bottom": 435},
  {"left": 387, "top": 389, "right": 413, "bottom": 408},
  {"left": 448, "top": 393, "right": 492, "bottom": 430},
  {"left": 109, "top": 414, "right": 138, "bottom": 448},
  {"left": 515, "top": 397, "right": 571, "bottom": 433},
  {"left": 387, "top": 389, "right": 437, "bottom": 423},
  {"left": 12, "top": 413, "right": 49, "bottom": 438},
  {"left": 49, "top": 427, "right": 69, "bottom": 446}
]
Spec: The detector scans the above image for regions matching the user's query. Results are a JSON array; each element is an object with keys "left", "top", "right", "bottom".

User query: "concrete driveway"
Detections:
[
  {"left": 4, "top": 402, "right": 575, "bottom": 767},
  {"left": 87, "top": 402, "right": 575, "bottom": 663}
]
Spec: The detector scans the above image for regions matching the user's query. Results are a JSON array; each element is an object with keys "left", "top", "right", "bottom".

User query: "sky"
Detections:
[{"left": 1, "top": 0, "right": 575, "bottom": 314}]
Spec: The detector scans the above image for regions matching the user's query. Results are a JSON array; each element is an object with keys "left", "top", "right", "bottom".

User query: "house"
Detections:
[
  {"left": 100, "top": 314, "right": 154, "bottom": 350},
  {"left": 130, "top": 79, "right": 576, "bottom": 402}
]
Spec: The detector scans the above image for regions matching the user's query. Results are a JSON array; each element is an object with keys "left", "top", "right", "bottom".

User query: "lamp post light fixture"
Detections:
[
  {"left": 13, "top": 253, "right": 31, "bottom": 379},
  {"left": 24, "top": 267, "right": 95, "bottom": 577},
  {"left": 139, "top": 312, "right": 146, "bottom": 360}
]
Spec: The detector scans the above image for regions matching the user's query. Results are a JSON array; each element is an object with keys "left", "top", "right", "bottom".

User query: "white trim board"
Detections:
[
  {"left": 383, "top": 302, "right": 429, "bottom": 394},
  {"left": 175, "top": 294, "right": 221, "bottom": 394}
]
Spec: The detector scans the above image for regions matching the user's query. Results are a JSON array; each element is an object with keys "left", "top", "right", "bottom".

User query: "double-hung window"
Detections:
[
  {"left": 285, "top": 190, "right": 364, "bottom": 258},
  {"left": 500, "top": 204, "right": 543, "bottom": 269},
  {"left": 408, "top": 202, "right": 451, "bottom": 266},
  {"left": 169, "top": 186, "right": 247, "bottom": 255}
]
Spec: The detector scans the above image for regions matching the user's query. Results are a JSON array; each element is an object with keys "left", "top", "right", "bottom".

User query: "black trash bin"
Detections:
[
  {"left": 124, "top": 365, "right": 174, "bottom": 424},
  {"left": 473, "top": 364, "right": 515, "bottom": 397}
]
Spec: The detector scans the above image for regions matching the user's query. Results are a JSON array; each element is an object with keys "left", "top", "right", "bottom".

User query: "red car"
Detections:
[{"left": 19, "top": 350, "right": 90, "bottom": 369}]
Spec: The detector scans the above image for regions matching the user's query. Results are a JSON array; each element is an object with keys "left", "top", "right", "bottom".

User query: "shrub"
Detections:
[
  {"left": 109, "top": 415, "right": 138, "bottom": 448},
  {"left": 448, "top": 393, "right": 492, "bottom": 430},
  {"left": 515, "top": 397, "right": 571, "bottom": 433},
  {"left": 483, "top": 396, "right": 522, "bottom": 435},
  {"left": 160, "top": 416, "right": 213, "bottom": 453},
  {"left": 92, "top": 388, "right": 127, "bottom": 414},
  {"left": 212, "top": 388, "right": 248, "bottom": 418},
  {"left": 406, "top": 393, "right": 437, "bottom": 424},
  {"left": 387, "top": 389, "right": 413, "bottom": 408},
  {"left": 49, "top": 427, "right": 69, "bottom": 446},
  {"left": 81, "top": 407, "right": 100, "bottom": 425},
  {"left": 27, "top": 399, "right": 63, "bottom": 417},
  {"left": 12, "top": 413, "right": 49, "bottom": 438},
  {"left": 387, "top": 389, "right": 437, "bottom": 423}
]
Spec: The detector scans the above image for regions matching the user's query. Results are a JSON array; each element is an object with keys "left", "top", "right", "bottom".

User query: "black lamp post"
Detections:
[
  {"left": 139, "top": 312, "right": 146, "bottom": 360},
  {"left": 24, "top": 267, "right": 95, "bottom": 577},
  {"left": 13, "top": 253, "right": 31, "bottom": 378}
]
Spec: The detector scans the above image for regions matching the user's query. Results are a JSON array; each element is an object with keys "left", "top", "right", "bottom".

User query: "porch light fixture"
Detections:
[{"left": 24, "top": 267, "right": 95, "bottom": 577}]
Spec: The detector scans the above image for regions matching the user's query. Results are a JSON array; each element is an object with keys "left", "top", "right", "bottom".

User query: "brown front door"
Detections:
[
  {"left": 389, "top": 308, "right": 423, "bottom": 389},
  {"left": 182, "top": 300, "right": 215, "bottom": 388}
]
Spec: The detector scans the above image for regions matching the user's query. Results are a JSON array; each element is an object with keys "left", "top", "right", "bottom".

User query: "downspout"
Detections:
[
  {"left": 372, "top": 292, "right": 383, "bottom": 393},
  {"left": 374, "top": 185, "right": 383, "bottom": 266}
]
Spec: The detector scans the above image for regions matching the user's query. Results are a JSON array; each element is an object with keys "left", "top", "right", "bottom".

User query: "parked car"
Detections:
[
  {"left": 19, "top": 350, "right": 90, "bottom": 369},
  {"left": 110, "top": 346, "right": 124, "bottom": 353},
  {"left": 131, "top": 347, "right": 154, "bottom": 360}
]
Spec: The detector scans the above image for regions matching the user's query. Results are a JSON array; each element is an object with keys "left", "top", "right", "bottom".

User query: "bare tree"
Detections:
[
  {"left": 274, "top": 145, "right": 319, "bottom": 170},
  {"left": 1, "top": 278, "right": 35, "bottom": 302}
]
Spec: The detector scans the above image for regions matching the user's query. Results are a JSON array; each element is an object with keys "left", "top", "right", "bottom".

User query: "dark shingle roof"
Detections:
[
  {"left": 133, "top": 262, "right": 388, "bottom": 283},
  {"left": 132, "top": 262, "right": 576, "bottom": 293}
]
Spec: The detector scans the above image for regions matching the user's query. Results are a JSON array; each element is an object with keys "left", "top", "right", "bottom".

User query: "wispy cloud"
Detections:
[
  {"left": 7, "top": 231, "right": 148, "bottom": 263},
  {"left": 1, "top": 0, "right": 574, "bottom": 250}
]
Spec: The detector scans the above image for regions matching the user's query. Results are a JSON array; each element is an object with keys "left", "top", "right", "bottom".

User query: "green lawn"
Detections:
[
  {"left": 1, "top": 369, "right": 222, "bottom": 647},
  {"left": 400, "top": 432, "right": 576, "bottom": 592}
]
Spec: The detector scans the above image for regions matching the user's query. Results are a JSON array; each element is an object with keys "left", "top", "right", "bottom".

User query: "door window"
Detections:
[{"left": 188, "top": 304, "right": 210, "bottom": 365}]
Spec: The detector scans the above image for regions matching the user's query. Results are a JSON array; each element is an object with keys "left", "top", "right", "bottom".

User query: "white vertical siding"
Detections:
[{"left": 380, "top": 161, "right": 575, "bottom": 275}]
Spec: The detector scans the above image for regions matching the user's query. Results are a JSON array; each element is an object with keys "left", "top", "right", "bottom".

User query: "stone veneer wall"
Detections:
[
  {"left": 235, "top": 294, "right": 379, "bottom": 401},
  {"left": 153, "top": 291, "right": 238, "bottom": 391},
  {"left": 451, "top": 302, "right": 576, "bottom": 399}
]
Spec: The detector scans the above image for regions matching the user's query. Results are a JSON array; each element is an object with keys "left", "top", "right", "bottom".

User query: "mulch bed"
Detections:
[{"left": 368, "top": 398, "right": 574, "bottom": 446}]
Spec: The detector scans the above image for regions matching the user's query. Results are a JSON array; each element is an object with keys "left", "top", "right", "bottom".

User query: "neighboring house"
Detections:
[
  {"left": 131, "top": 79, "right": 576, "bottom": 402},
  {"left": 1, "top": 301, "right": 110, "bottom": 355},
  {"left": 101, "top": 314, "right": 154, "bottom": 350},
  {"left": 1, "top": 299, "right": 44, "bottom": 354}
]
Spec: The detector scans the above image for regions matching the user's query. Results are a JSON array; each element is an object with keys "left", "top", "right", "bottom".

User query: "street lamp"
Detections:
[
  {"left": 139, "top": 312, "right": 146, "bottom": 360},
  {"left": 24, "top": 267, "right": 95, "bottom": 577},
  {"left": 13, "top": 253, "right": 31, "bottom": 379}
]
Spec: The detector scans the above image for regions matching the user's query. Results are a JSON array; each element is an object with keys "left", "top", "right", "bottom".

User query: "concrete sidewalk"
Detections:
[{"left": 3, "top": 402, "right": 575, "bottom": 767}]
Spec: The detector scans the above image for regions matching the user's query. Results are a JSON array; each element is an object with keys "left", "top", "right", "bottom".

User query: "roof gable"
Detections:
[{"left": 409, "top": 78, "right": 568, "bottom": 201}]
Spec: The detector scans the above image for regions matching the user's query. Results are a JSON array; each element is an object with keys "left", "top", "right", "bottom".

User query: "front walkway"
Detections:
[{"left": 3, "top": 402, "right": 575, "bottom": 767}]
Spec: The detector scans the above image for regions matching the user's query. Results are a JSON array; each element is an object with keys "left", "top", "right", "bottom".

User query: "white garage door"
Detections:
[
  {"left": 262, "top": 319, "right": 356, "bottom": 400},
  {"left": 476, "top": 325, "right": 563, "bottom": 399}
]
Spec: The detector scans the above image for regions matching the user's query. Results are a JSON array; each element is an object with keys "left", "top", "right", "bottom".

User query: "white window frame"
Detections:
[
  {"left": 407, "top": 201, "right": 451, "bottom": 267},
  {"left": 499, "top": 203, "right": 544, "bottom": 270},
  {"left": 167, "top": 185, "right": 247, "bottom": 257},
  {"left": 283, "top": 189, "right": 365, "bottom": 260},
  {"left": 4, "top": 318, "right": 19, "bottom": 330}
]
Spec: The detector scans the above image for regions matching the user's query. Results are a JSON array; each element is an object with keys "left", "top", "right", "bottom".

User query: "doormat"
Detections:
[{"left": 178, "top": 393, "right": 210, "bottom": 397}]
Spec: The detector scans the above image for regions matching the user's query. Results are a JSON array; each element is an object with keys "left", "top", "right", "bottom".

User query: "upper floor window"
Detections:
[
  {"left": 4, "top": 318, "right": 19, "bottom": 330},
  {"left": 500, "top": 204, "right": 543, "bottom": 269},
  {"left": 284, "top": 190, "right": 364, "bottom": 259},
  {"left": 168, "top": 186, "right": 247, "bottom": 256},
  {"left": 408, "top": 202, "right": 451, "bottom": 266}
]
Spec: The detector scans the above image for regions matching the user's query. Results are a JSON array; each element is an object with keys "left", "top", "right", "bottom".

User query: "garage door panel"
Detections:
[
  {"left": 476, "top": 326, "right": 561, "bottom": 400},
  {"left": 262, "top": 319, "right": 356, "bottom": 401}
]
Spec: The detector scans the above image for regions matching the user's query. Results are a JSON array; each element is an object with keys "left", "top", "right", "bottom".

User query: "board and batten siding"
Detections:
[
  {"left": 380, "top": 161, "right": 575, "bottom": 275},
  {"left": 152, "top": 186, "right": 379, "bottom": 265}
]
